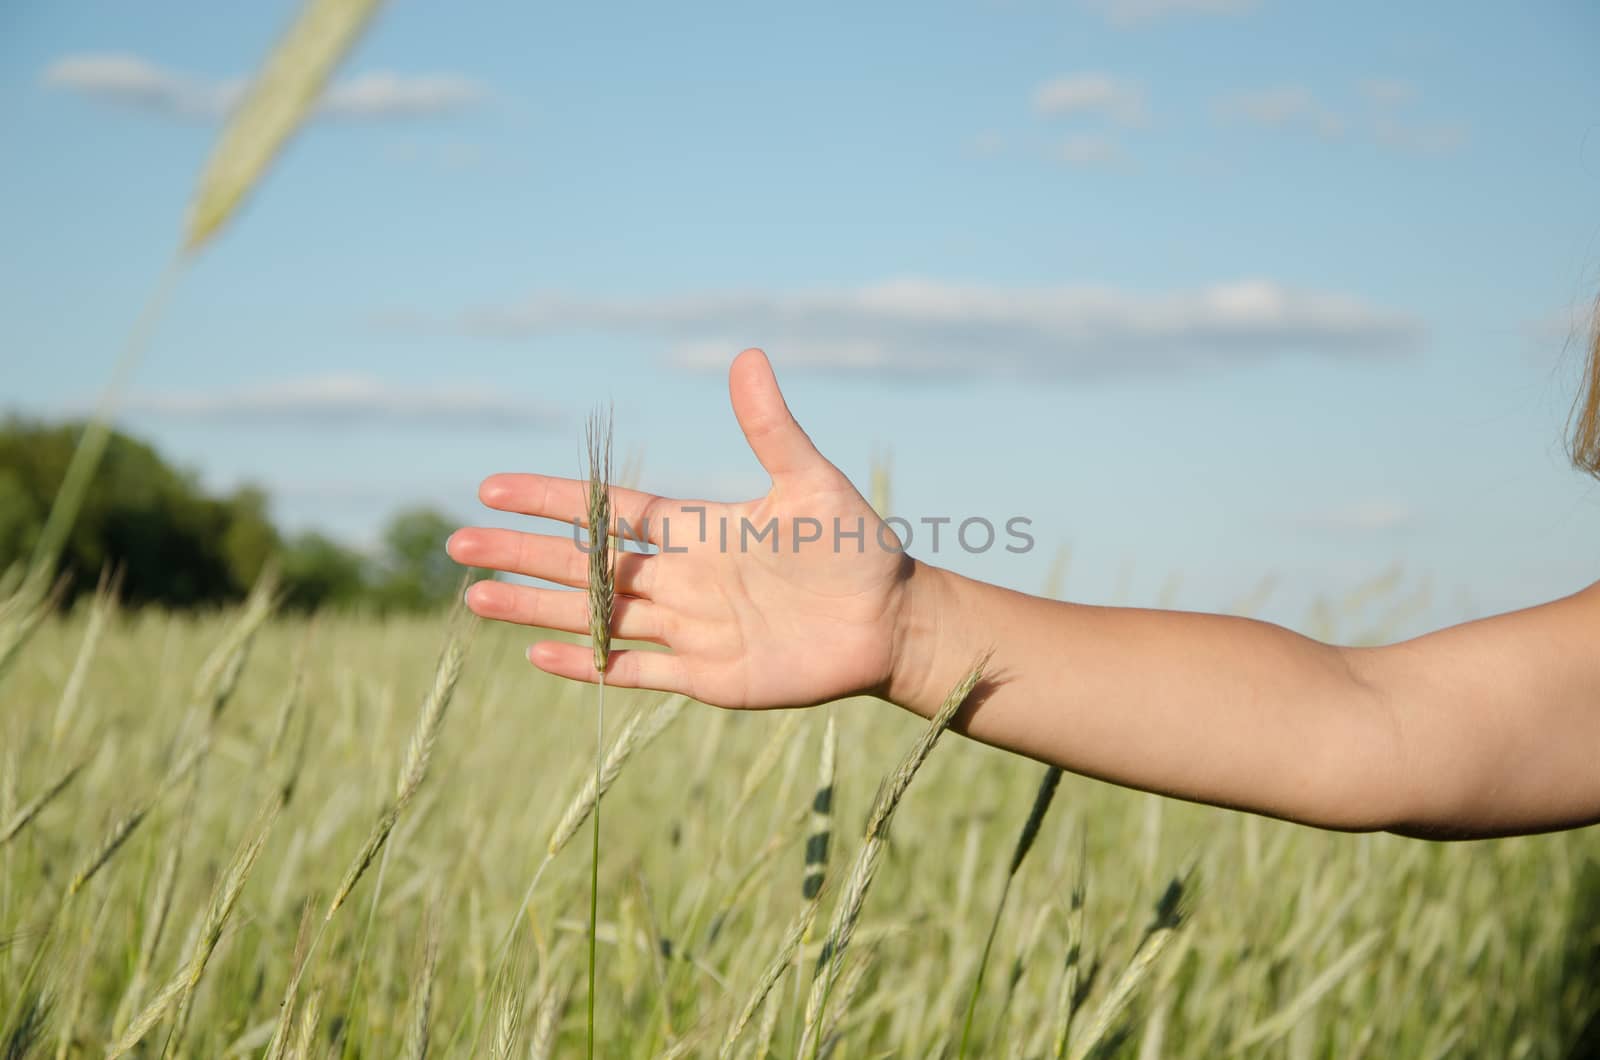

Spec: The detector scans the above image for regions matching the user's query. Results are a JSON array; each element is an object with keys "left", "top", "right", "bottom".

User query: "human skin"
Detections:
[{"left": 446, "top": 348, "right": 1600, "bottom": 841}]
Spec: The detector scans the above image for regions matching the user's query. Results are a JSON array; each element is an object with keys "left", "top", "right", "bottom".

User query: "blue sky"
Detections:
[{"left": 3, "top": 0, "right": 1598, "bottom": 633}]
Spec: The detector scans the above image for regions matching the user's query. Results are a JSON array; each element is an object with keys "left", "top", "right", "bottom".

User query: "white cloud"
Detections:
[
  {"left": 1217, "top": 86, "right": 1345, "bottom": 140},
  {"left": 321, "top": 73, "right": 487, "bottom": 118},
  {"left": 1288, "top": 501, "right": 1417, "bottom": 533},
  {"left": 1083, "top": 0, "right": 1258, "bottom": 27},
  {"left": 1054, "top": 135, "right": 1126, "bottom": 167},
  {"left": 1358, "top": 77, "right": 1417, "bottom": 109},
  {"left": 116, "top": 375, "right": 561, "bottom": 431},
  {"left": 1373, "top": 118, "right": 1468, "bottom": 156},
  {"left": 1218, "top": 81, "right": 1467, "bottom": 156},
  {"left": 42, "top": 53, "right": 238, "bottom": 118},
  {"left": 1034, "top": 74, "right": 1148, "bottom": 126},
  {"left": 42, "top": 53, "right": 487, "bottom": 121},
  {"left": 447, "top": 277, "right": 1424, "bottom": 380}
]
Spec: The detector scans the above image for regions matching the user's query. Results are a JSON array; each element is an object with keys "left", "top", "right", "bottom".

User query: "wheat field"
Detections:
[
  {"left": 15, "top": 0, "right": 1597, "bottom": 1053},
  {"left": 4, "top": 587, "right": 1599, "bottom": 1058}
]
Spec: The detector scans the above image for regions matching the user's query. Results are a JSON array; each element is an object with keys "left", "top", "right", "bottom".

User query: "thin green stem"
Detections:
[
  {"left": 958, "top": 875, "right": 1014, "bottom": 1059},
  {"left": 587, "top": 673, "right": 604, "bottom": 1060},
  {"left": 338, "top": 839, "right": 392, "bottom": 1059}
]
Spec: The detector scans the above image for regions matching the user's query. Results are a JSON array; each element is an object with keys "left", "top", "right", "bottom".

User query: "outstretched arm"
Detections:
[
  {"left": 448, "top": 348, "right": 1600, "bottom": 839},
  {"left": 886, "top": 556, "right": 1600, "bottom": 838}
]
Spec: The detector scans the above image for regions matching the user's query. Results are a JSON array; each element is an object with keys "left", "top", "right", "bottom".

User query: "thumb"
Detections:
[{"left": 728, "top": 348, "right": 830, "bottom": 483}]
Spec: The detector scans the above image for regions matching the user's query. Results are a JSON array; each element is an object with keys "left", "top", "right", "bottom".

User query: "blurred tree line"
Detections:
[{"left": 0, "top": 418, "right": 480, "bottom": 611}]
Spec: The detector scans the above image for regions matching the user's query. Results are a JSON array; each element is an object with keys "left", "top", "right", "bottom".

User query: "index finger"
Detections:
[{"left": 479, "top": 473, "right": 665, "bottom": 544}]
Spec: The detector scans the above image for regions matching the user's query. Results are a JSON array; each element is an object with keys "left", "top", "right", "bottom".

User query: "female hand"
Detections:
[{"left": 447, "top": 348, "right": 917, "bottom": 709}]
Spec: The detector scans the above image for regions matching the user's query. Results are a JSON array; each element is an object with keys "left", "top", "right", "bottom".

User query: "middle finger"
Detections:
[{"left": 448, "top": 528, "right": 655, "bottom": 597}]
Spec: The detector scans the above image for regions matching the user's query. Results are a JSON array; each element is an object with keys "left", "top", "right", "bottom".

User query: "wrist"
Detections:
[{"left": 881, "top": 557, "right": 963, "bottom": 719}]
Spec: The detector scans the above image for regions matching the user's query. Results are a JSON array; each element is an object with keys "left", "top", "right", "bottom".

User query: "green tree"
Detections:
[
  {"left": 0, "top": 417, "right": 483, "bottom": 612},
  {"left": 280, "top": 531, "right": 369, "bottom": 611},
  {"left": 0, "top": 418, "right": 245, "bottom": 606},
  {"left": 0, "top": 467, "right": 40, "bottom": 570},
  {"left": 372, "top": 505, "right": 479, "bottom": 611},
  {"left": 218, "top": 485, "right": 281, "bottom": 592}
]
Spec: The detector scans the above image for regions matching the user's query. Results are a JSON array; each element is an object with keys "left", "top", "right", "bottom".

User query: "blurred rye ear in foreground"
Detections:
[
  {"left": 0, "top": 0, "right": 388, "bottom": 672},
  {"left": 0, "top": 1, "right": 394, "bottom": 1026},
  {"left": 184, "top": 0, "right": 387, "bottom": 251}
]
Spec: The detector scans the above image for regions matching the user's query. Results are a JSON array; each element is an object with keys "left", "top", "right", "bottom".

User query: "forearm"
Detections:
[{"left": 882, "top": 560, "right": 1409, "bottom": 832}]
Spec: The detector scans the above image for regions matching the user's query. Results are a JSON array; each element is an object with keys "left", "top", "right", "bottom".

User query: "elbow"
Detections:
[
  {"left": 1320, "top": 643, "right": 1501, "bottom": 840},
  {"left": 1292, "top": 645, "right": 1424, "bottom": 835}
]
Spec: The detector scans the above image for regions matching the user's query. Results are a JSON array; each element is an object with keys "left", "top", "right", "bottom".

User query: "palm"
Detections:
[
  {"left": 646, "top": 480, "right": 908, "bottom": 707},
  {"left": 448, "top": 350, "right": 912, "bottom": 710}
]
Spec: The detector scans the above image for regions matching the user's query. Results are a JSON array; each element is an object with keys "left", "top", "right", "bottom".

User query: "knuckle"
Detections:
[
  {"left": 515, "top": 588, "right": 540, "bottom": 622},
  {"left": 517, "top": 533, "right": 540, "bottom": 572}
]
